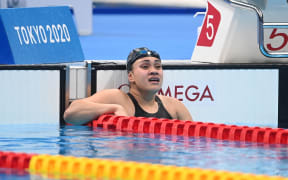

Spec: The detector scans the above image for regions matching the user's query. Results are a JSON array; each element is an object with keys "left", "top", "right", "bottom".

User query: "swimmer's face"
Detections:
[{"left": 128, "top": 56, "right": 163, "bottom": 93}]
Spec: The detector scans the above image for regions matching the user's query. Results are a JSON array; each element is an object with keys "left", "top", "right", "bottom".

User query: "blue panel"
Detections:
[{"left": 0, "top": 6, "right": 84, "bottom": 64}]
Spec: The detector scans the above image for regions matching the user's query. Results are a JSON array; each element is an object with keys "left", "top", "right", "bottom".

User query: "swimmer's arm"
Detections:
[
  {"left": 63, "top": 89, "right": 128, "bottom": 125},
  {"left": 63, "top": 100, "right": 127, "bottom": 125}
]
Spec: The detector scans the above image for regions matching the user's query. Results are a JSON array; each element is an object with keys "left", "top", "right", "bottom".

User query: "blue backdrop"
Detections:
[{"left": 80, "top": 6, "right": 205, "bottom": 60}]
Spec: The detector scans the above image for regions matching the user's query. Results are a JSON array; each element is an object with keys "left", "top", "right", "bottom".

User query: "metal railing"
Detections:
[{"left": 226, "top": 0, "right": 288, "bottom": 58}]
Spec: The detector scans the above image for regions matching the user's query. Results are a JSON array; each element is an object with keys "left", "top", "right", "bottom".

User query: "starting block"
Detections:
[{"left": 192, "top": 0, "right": 288, "bottom": 63}]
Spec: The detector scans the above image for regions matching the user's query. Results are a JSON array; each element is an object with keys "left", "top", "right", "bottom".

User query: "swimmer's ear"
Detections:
[{"left": 128, "top": 71, "right": 134, "bottom": 83}]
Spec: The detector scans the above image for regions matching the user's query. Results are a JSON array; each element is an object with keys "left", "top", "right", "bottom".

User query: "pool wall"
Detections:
[
  {"left": 0, "top": 65, "right": 67, "bottom": 125},
  {"left": 1, "top": 61, "right": 288, "bottom": 128}
]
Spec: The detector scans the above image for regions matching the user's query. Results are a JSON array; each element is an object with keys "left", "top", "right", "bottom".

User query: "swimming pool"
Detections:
[
  {"left": 1, "top": 4, "right": 288, "bottom": 180},
  {"left": 1, "top": 117, "right": 288, "bottom": 179}
]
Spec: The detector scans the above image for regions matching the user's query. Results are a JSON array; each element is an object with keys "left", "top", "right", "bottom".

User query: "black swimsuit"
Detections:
[{"left": 127, "top": 93, "right": 173, "bottom": 119}]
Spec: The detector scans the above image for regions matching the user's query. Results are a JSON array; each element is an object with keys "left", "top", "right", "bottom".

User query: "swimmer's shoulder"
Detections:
[{"left": 87, "top": 89, "right": 130, "bottom": 103}]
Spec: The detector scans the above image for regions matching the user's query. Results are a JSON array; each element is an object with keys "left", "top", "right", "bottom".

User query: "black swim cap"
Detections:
[{"left": 126, "top": 47, "right": 161, "bottom": 72}]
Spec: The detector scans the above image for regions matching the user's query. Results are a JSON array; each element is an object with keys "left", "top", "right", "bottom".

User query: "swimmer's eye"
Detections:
[
  {"left": 154, "top": 64, "right": 162, "bottom": 69},
  {"left": 141, "top": 64, "right": 149, "bottom": 69}
]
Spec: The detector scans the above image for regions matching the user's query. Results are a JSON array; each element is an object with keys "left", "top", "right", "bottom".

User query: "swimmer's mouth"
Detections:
[{"left": 148, "top": 77, "right": 160, "bottom": 82}]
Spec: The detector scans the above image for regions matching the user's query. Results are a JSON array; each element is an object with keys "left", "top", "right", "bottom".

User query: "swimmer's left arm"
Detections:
[{"left": 175, "top": 100, "right": 193, "bottom": 121}]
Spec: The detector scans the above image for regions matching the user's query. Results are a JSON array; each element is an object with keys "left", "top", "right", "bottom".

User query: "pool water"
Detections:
[{"left": 0, "top": 124, "right": 288, "bottom": 179}]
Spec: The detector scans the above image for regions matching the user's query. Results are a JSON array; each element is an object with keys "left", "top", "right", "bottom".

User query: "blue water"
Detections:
[{"left": 0, "top": 124, "right": 288, "bottom": 179}]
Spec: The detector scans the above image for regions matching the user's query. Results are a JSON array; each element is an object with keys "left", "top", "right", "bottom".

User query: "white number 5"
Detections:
[{"left": 206, "top": 15, "right": 214, "bottom": 40}]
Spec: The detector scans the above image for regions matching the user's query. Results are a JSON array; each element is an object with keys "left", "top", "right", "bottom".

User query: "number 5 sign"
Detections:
[
  {"left": 262, "top": 25, "right": 288, "bottom": 57},
  {"left": 197, "top": 2, "right": 221, "bottom": 47}
]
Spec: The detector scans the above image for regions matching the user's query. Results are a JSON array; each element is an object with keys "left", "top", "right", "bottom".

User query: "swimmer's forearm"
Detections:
[{"left": 63, "top": 100, "right": 122, "bottom": 125}]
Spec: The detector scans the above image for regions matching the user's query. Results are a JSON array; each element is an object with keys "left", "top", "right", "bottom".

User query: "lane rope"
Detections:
[
  {"left": 1, "top": 151, "right": 287, "bottom": 180},
  {"left": 89, "top": 115, "right": 288, "bottom": 144}
]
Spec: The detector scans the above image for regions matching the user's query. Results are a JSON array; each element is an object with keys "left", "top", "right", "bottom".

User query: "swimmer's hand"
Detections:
[{"left": 64, "top": 101, "right": 129, "bottom": 125}]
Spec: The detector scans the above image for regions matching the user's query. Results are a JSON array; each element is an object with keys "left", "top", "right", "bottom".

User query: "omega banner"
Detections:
[
  {"left": 0, "top": 6, "right": 84, "bottom": 64},
  {"left": 160, "top": 69, "right": 278, "bottom": 127},
  {"left": 95, "top": 67, "right": 280, "bottom": 128}
]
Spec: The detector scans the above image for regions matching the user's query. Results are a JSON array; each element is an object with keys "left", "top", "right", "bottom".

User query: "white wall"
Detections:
[{"left": 0, "top": 70, "right": 61, "bottom": 124}]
